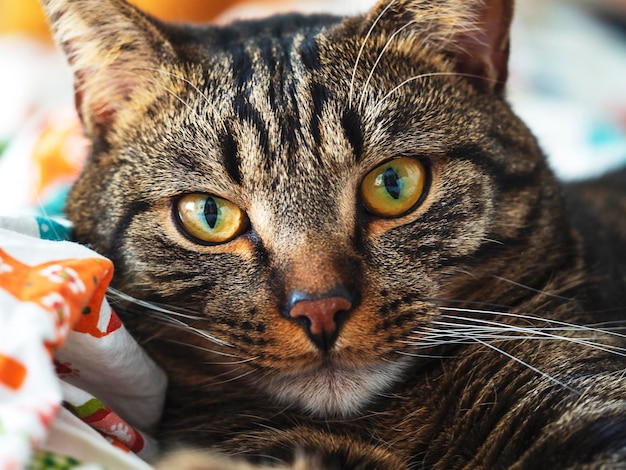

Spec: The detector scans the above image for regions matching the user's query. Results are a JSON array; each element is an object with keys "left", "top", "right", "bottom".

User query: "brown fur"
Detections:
[{"left": 39, "top": 0, "right": 626, "bottom": 468}]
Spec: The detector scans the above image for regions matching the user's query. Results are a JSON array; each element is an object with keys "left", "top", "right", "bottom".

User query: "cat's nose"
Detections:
[{"left": 287, "top": 291, "right": 352, "bottom": 352}]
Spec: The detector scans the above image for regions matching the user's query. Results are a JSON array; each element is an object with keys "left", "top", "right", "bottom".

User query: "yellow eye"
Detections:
[
  {"left": 176, "top": 194, "right": 248, "bottom": 244},
  {"left": 361, "top": 157, "right": 427, "bottom": 218}
]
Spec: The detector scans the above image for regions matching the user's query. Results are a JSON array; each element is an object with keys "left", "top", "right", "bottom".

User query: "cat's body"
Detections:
[{"left": 39, "top": 0, "right": 626, "bottom": 468}]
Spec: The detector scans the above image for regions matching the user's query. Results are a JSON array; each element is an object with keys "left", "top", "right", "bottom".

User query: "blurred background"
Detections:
[{"left": 0, "top": 0, "right": 625, "bottom": 217}]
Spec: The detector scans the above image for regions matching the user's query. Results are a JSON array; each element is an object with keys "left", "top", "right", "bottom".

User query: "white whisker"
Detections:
[
  {"left": 107, "top": 287, "right": 233, "bottom": 348},
  {"left": 406, "top": 326, "right": 581, "bottom": 393},
  {"left": 156, "top": 314, "right": 234, "bottom": 348},
  {"left": 107, "top": 287, "right": 204, "bottom": 320},
  {"left": 396, "top": 350, "right": 456, "bottom": 359},
  {"left": 162, "top": 338, "right": 257, "bottom": 363},
  {"left": 400, "top": 309, "right": 626, "bottom": 367},
  {"left": 426, "top": 297, "right": 515, "bottom": 311},
  {"left": 491, "top": 275, "right": 575, "bottom": 301},
  {"left": 471, "top": 336, "right": 579, "bottom": 394},
  {"left": 358, "top": 20, "right": 416, "bottom": 110},
  {"left": 436, "top": 306, "right": 626, "bottom": 341},
  {"left": 120, "top": 67, "right": 231, "bottom": 139},
  {"left": 348, "top": 0, "right": 397, "bottom": 108},
  {"left": 434, "top": 315, "right": 626, "bottom": 357},
  {"left": 207, "top": 368, "right": 259, "bottom": 386},
  {"left": 371, "top": 71, "right": 494, "bottom": 115}
]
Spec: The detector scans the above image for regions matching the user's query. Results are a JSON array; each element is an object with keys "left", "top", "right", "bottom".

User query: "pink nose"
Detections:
[{"left": 289, "top": 296, "right": 353, "bottom": 349}]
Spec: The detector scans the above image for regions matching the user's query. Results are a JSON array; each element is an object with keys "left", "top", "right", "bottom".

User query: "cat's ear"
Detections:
[
  {"left": 367, "top": 0, "right": 514, "bottom": 93},
  {"left": 39, "top": 0, "right": 176, "bottom": 139}
]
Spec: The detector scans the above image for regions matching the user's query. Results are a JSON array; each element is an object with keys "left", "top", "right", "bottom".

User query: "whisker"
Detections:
[
  {"left": 491, "top": 274, "right": 575, "bottom": 301},
  {"left": 358, "top": 20, "right": 416, "bottom": 110},
  {"left": 182, "top": 326, "right": 232, "bottom": 348},
  {"left": 107, "top": 287, "right": 204, "bottom": 320},
  {"left": 142, "top": 75, "right": 198, "bottom": 116},
  {"left": 405, "top": 328, "right": 609, "bottom": 345},
  {"left": 426, "top": 297, "right": 516, "bottom": 311},
  {"left": 157, "top": 314, "right": 234, "bottom": 348},
  {"left": 396, "top": 350, "right": 456, "bottom": 359},
  {"left": 588, "top": 321, "right": 626, "bottom": 330},
  {"left": 131, "top": 66, "right": 228, "bottom": 131},
  {"left": 420, "top": 328, "right": 618, "bottom": 343},
  {"left": 407, "top": 326, "right": 581, "bottom": 393},
  {"left": 371, "top": 71, "right": 495, "bottom": 115},
  {"left": 470, "top": 335, "right": 579, "bottom": 394},
  {"left": 438, "top": 327, "right": 626, "bottom": 358},
  {"left": 435, "top": 314, "right": 626, "bottom": 356},
  {"left": 436, "top": 306, "right": 626, "bottom": 341},
  {"left": 403, "top": 314, "right": 626, "bottom": 362},
  {"left": 162, "top": 338, "right": 257, "bottom": 363},
  {"left": 348, "top": 0, "right": 397, "bottom": 108},
  {"left": 207, "top": 368, "right": 259, "bottom": 386},
  {"left": 107, "top": 288, "right": 234, "bottom": 348},
  {"left": 430, "top": 297, "right": 625, "bottom": 317},
  {"left": 120, "top": 66, "right": 231, "bottom": 138}
]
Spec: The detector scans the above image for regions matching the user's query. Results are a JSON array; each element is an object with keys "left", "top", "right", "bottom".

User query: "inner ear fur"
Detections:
[
  {"left": 40, "top": 0, "right": 177, "bottom": 140},
  {"left": 366, "top": 0, "right": 514, "bottom": 93}
]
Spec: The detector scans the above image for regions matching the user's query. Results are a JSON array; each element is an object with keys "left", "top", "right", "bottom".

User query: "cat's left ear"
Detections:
[
  {"left": 368, "top": 0, "right": 514, "bottom": 93},
  {"left": 39, "top": 0, "right": 176, "bottom": 141},
  {"left": 452, "top": 0, "right": 513, "bottom": 93}
]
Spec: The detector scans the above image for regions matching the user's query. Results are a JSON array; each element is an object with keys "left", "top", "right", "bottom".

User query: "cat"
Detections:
[{"left": 39, "top": 0, "right": 626, "bottom": 468}]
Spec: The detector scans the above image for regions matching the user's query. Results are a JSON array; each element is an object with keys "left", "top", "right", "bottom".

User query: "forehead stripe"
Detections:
[
  {"left": 232, "top": 93, "right": 271, "bottom": 160},
  {"left": 221, "top": 123, "right": 242, "bottom": 185},
  {"left": 341, "top": 108, "right": 364, "bottom": 163}
]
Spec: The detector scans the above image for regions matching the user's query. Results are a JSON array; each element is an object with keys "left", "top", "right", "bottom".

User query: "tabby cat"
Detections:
[{"left": 40, "top": 0, "right": 626, "bottom": 468}]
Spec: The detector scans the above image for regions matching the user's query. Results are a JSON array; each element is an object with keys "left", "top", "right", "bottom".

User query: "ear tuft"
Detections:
[
  {"left": 40, "top": 0, "right": 176, "bottom": 139},
  {"left": 367, "top": 0, "right": 514, "bottom": 92},
  {"left": 450, "top": 0, "right": 513, "bottom": 92}
]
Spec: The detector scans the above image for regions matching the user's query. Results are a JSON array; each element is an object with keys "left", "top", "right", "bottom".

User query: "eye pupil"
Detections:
[
  {"left": 177, "top": 194, "right": 249, "bottom": 245},
  {"left": 383, "top": 168, "right": 401, "bottom": 200},
  {"left": 204, "top": 198, "right": 218, "bottom": 228}
]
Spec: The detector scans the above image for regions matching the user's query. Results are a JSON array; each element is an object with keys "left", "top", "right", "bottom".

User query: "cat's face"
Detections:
[{"left": 44, "top": 0, "right": 570, "bottom": 417}]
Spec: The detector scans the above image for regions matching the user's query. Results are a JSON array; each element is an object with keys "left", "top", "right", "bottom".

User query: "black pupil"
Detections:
[
  {"left": 383, "top": 167, "right": 401, "bottom": 200},
  {"left": 204, "top": 198, "right": 218, "bottom": 228}
]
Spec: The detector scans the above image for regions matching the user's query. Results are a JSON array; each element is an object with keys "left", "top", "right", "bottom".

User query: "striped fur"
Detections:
[{"left": 40, "top": 0, "right": 626, "bottom": 468}]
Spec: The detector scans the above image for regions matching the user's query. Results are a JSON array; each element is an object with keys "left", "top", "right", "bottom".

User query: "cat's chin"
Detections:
[{"left": 263, "top": 359, "right": 412, "bottom": 418}]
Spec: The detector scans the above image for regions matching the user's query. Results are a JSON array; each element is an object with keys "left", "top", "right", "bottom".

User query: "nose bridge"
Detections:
[
  {"left": 277, "top": 233, "right": 360, "bottom": 352},
  {"left": 283, "top": 233, "right": 354, "bottom": 297}
]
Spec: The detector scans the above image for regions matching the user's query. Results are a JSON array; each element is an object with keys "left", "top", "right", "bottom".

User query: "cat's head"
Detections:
[{"left": 42, "top": 0, "right": 574, "bottom": 417}]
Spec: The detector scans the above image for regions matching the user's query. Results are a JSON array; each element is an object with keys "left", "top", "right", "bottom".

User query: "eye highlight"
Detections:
[
  {"left": 176, "top": 194, "right": 248, "bottom": 244},
  {"left": 360, "top": 157, "right": 427, "bottom": 218}
]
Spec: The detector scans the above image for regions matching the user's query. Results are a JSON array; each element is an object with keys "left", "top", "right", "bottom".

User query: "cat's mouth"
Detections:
[{"left": 262, "top": 358, "right": 412, "bottom": 418}]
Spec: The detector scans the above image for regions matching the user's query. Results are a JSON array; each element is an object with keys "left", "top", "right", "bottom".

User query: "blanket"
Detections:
[{"left": 0, "top": 216, "right": 166, "bottom": 469}]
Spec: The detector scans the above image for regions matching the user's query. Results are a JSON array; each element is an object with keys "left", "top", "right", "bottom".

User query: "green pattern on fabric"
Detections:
[
  {"left": 27, "top": 450, "right": 81, "bottom": 470},
  {"left": 72, "top": 398, "right": 107, "bottom": 419}
]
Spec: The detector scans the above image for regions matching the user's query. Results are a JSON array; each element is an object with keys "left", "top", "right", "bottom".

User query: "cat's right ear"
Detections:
[{"left": 39, "top": 0, "right": 176, "bottom": 140}]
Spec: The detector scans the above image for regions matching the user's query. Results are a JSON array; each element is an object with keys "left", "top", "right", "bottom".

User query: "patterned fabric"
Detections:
[
  {"left": 0, "top": 217, "right": 166, "bottom": 470},
  {"left": 28, "top": 451, "right": 81, "bottom": 470}
]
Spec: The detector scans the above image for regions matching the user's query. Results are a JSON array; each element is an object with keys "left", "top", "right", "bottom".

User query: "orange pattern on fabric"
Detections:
[
  {"left": 0, "top": 248, "right": 114, "bottom": 343},
  {"left": 0, "top": 353, "right": 27, "bottom": 390},
  {"left": 72, "top": 261, "right": 119, "bottom": 338}
]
